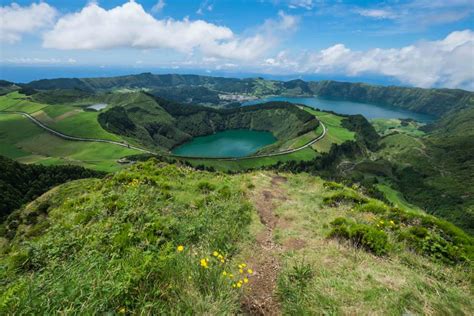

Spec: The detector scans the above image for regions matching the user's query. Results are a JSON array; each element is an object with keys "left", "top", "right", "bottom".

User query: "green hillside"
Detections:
[
  {"left": 0, "top": 156, "right": 104, "bottom": 221},
  {"left": 1, "top": 160, "right": 472, "bottom": 314}
]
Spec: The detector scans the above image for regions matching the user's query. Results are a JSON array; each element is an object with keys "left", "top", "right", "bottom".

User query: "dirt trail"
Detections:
[{"left": 242, "top": 174, "right": 288, "bottom": 315}]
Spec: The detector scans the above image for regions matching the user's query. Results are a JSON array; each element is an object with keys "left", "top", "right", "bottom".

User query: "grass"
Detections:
[
  {"left": 0, "top": 92, "right": 122, "bottom": 141},
  {"left": 0, "top": 162, "right": 254, "bottom": 314},
  {"left": 371, "top": 118, "right": 426, "bottom": 137},
  {"left": 180, "top": 147, "right": 319, "bottom": 172},
  {"left": 376, "top": 183, "right": 424, "bottom": 214},
  {"left": 0, "top": 92, "right": 48, "bottom": 114},
  {"left": 302, "top": 107, "right": 355, "bottom": 153},
  {"left": 0, "top": 162, "right": 472, "bottom": 314},
  {"left": 0, "top": 113, "right": 139, "bottom": 172},
  {"left": 247, "top": 172, "right": 473, "bottom": 315}
]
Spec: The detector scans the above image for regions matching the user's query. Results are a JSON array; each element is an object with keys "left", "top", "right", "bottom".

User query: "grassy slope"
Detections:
[
  {"left": 0, "top": 162, "right": 472, "bottom": 314},
  {"left": 303, "top": 107, "right": 355, "bottom": 153},
  {"left": 180, "top": 147, "right": 319, "bottom": 172},
  {"left": 0, "top": 92, "right": 122, "bottom": 141},
  {"left": 0, "top": 114, "right": 139, "bottom": 172},
  {"left": 372, "top": 107, "right": 474, "bottom": 232},
  {"left": 253, "top": 173, "right": 473, "bottom": 314},
  {"left": 371, "top": 118, "right": 426, "bottom": 137}
]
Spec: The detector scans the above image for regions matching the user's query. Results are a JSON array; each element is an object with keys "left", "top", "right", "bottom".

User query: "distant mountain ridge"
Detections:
[{"left": 23, "top": 73, "right": 474, "bottom": 117}]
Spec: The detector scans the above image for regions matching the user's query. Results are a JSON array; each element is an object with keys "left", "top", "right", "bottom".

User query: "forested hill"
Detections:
[
  {"left": 22, "top": 73, "right": 474, "bottom": 116},
  {"left": 0, "top": 156, "right": 104, "bottom": 221}
]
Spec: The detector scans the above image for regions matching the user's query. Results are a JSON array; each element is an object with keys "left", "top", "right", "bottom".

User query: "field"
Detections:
[
  {"left": 0, "top": 92, "right": 122, "bottom": 141},
  {"left": 0, "top": 113, "right": 139, "bottom": 172},
  {"left": 302, "top": 107, "right": 355, "bottom": 152}
]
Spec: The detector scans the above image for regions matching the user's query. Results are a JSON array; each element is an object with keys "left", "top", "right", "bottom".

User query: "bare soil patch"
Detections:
[{"left": 242, "top": 175, "right": 289, "bottom": 315}]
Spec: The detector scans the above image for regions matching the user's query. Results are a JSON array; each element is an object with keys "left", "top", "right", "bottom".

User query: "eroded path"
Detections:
[{"left": 243, "top": 174, "right": 289, "bottom": 315}]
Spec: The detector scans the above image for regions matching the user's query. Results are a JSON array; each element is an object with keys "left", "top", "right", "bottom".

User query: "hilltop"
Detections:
[{"left": 0, "top": 160, "right": 472, "bottom": 314}]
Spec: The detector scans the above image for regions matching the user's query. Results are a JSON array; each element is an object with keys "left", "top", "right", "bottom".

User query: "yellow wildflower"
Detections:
[
  {"left": 390, "top": 220, "right": 395, "bottom": 225},
  {"left": 213, "top": 251, "right": 219, "bottom": 257},
  {"left": 238, "top": 264, "right": 243, "bottom": 269},
  {"left": 239, "top": 269, "right": 244, "bottom": 274},
  {"left": 247, "top": 269, "right": 253, "bottom": 274},
  {"left": 237, "top": 283, "right": 242, "bottom": 288},
  {"left": 177, "top": 245, "right": 184, "bottom": 252},
  {"left": 229, "top": 273, "right": 234, "bottom": 278},
  {"left": 118, "top": 307, "right": 126, "bottom": 314},
  {"left": 200, "top": 258, "right": 208, "bottom": 268},
  {"left": 244, "top": 278, "right": 249, "bottom": 283},
  {"left": 241, "top": 263, "right": 247, "bottom": 267},
  {"left": 220, "top": 259, "right": 225, "bottom": 263},
  {"left": 222, "top": 271, "right": 227, "bottom": 276},
  {"left": 232, "top": 284, "right": 236, "bottom": 288},
  {"left": 218, "top": 254, "right": 224, "bottom": 259}
]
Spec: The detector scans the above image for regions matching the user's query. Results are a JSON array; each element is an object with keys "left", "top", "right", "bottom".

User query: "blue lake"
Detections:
[
  {"left": 244, "top": 96, "right": 436, "bottom": 122},
  {"left": 172, "top": 129, "right": 276, "bottom": 158}
]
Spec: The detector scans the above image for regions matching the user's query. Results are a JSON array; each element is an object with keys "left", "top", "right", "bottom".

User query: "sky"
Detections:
[{"left": 1, "top": 0, "right": 473, "bottom": 89}]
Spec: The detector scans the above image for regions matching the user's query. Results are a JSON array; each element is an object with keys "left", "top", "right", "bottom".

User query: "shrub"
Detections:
[
  {"left": 328, "top": 220, "right": 390, "bottom": 256},
  {"left": 197, "top": 181, "right": 216, "bottom": 193},
  {"left": 355, "top": 200, "right": 388, "bottom": 214},
  {"left": 323, "top": 190, "right": 368, "bottom": 206},
  {"left": 350, "top": 224, "right": 389, "bottom": 256},
  {"left": 323, "top": 181, "right": 344, "bottom": 191},
  {"left": 399, "top": 227, "right": 469, "bottom": 264}
]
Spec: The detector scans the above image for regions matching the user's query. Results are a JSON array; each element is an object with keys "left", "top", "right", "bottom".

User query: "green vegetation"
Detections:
[
  {"left": 1, "top": 161, "right": 254, "bottom": 314},
  {"left": 1, "top": 162, "right": 472, "bottom": 314},
  {"left": 25, "top": 73, "right": 473, "bottom": 116},
  {"left": 0, "top": 113, "right": 139, "bottom": 172},
  {"left": 0, "top": 155, "right": 103, "bottom": 221},
  {"left": 267, "top": 173, "right": 472, "bottom": 314},
  {"left": 180, "top": 147, "right": 319, "bottom": 172},
  {"left": 371, "top": 118, "right": 426, "bottom": 137},
  {"left": 99, "top": 95, "right": 319, "bottom": 152},
  {"left": 372, "top": 106, "right": 474, "bottom": 232},
  {"left": 303, "top": 107, "right": 355, "bottom": 152}
]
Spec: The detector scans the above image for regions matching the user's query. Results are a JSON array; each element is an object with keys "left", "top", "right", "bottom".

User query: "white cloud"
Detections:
[
  {"left": 43, "top": 2, "right": 232, "bottom": 52},
  {"left": 265, "top": 30, "right": 474, "bottom": 89},
  {"left": 1, "top": 57, "right": 76, "bottom": 64},
  {"left": 354, "top": 1, "right": 473, "bottom": 31},
  {"left": 151, "top": 0, "right": 165, "bottom": 13},
  {"left": 196, "top": 0, "right": 213, "bottom": 15},
  {"left": 43, "top": 1, "right": 298, "bottom": 62},
  {"left": 356, "top": 9, "right": 397, "bottom": 19},
  {"left": 0, "top": 2, "right": 57, "bottom": 43},
  {"left": 288, "top": 0, "right": 313, "bottom": 10}
]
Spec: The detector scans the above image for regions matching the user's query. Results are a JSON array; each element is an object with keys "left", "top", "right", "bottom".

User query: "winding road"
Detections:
[{"left": 0, "top": 110, "right": 326, "bottom": 161}]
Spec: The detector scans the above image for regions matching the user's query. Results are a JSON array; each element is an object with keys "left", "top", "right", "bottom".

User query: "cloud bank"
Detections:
[
  {"left": 42, "top": 1, "right": 296, "bottom": 61},
  {"left": 0, "top": 2, "right": 57, "bottom": 43},
  {"left": 264, "top": 30, "right": 474, "bottom": 90}
]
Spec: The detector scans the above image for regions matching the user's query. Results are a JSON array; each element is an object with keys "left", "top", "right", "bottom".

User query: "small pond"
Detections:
[{"left": 87, "top": 103, "right": 108, "bottom": 111}]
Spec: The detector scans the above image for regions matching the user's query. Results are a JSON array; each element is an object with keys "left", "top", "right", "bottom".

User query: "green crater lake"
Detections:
[{"left": 172, "top": 129, "right": 277, "bottom": 158}]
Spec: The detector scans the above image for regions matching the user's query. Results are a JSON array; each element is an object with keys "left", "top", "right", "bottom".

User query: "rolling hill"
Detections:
[{"left": 21, "top": 73, "right": 474, "bottom": 116}]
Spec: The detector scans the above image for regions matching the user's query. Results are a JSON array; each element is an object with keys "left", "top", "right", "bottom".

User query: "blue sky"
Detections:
[{"left": 1, "top": 0, "right": 473, "bottom": 89}]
